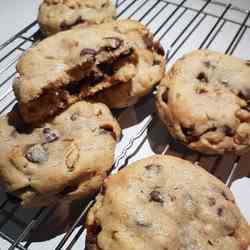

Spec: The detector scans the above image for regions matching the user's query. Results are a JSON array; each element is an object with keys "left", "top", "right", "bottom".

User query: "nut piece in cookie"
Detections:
[
  {"left": 86, "top": 155, "right": 250, "bottom": 250},
  {"left": 0, "top": 101, "right": 121, "bottom": 207},
  {"left": 38, "top": 0, "right": 116, "bottom": 36},
  {"left": 156, "top": 49, "right": 250, "bottom": 155},
  {"left": 13, "top": 24, "right": 137, "bottom": 124}
]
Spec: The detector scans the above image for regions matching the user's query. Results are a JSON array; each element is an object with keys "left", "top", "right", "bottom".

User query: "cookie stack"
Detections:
[{"left": 0, "top": 1, "right": 166, "bottom": 207}]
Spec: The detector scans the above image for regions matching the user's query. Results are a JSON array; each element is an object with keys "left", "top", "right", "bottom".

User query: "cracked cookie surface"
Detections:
[
  {"left": 0, "top": 101, "right": 120, "bottom": 207},
  {"left": 156, "top": 49, "right": 250, "bottom": 155},
  {"left": 86, "top": 155, "right": 250, "bottom": 250},
  {"left": 38, "top": 0, "right": 116, "bottom": 36}
]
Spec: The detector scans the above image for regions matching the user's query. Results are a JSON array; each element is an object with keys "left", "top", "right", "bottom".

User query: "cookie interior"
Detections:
[{"left": 19, "top": 41, "right": 136, "bottom": 124}]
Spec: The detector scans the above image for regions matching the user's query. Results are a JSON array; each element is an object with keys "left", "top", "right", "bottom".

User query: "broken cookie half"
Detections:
[
  {"left": 13, "top": 20, "right": 165, "bottom": 124},
  {"left": 13, "top": 24, "right": 135, "bottom": 124}
]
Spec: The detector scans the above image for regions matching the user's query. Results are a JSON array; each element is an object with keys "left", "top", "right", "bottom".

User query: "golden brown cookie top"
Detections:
[
  {"left": 38, "top": 0, "right": 116, "bottom": 36},
  {"left": 86, "top": 155, "right": 250, "bottom": 250},
  {"left": 156, "top": 49, "right": 250, "bottom": 155},
  {"left": 0, "top": 101, "right": 120, "bottom": 207}
]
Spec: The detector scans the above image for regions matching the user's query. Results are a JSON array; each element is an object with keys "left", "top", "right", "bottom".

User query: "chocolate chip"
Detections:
[
  {"left": 149, "top": 190, "right": 164, "bottom": 203},
  {"left": 80, "top": 48, "right": 96, "bottom": 62},
  {"left": 181, "top": 125, "right": 195, "bottom": 137},
  {"left": 221, "top": 191, "right": 230, "bottom": 201},
  {"left": 162, "top": 88, "right": 169, "bottom": 104},
  {"left": 25, "top": 144, "right": 48, "bottom": 163},
  {"left": 208, "top": 197, "right": 216, "bottom": 206},
  {"left": 71, "top": 113, "right": 78, "bottom": 121},
  {"left": 98, "top": 63, "right": 113, "bottom": 76},
  {"left": 197, "top": 72, "right": 208, "bottom": 83},
  {"left": 145, "top": 164, "right": 162, "bottom": 174},
  {"left": 245, "top": 60, "right": 250, "bottom": 66},
  {"left": 208, "top": 240, "right": 214, "bottom": 246},
  {"left": 144, "top": 36, "right": 153, "bottom": 50},
  {"left": 89, "top": 223, "right": 102, "bottom": 235},
  {"left": 60, "top": 20, "right": 68, "bottom": 31},
  {"left": 204, "top": 61, "right": 211, "bottom": 68},
  {"left": 238, "top": 91, "right": 246, "bottom": 100},
  {"left": 104, "top": 37, "right": 123, "bottom": 50},
  {"left": 203, "top": 61, "right": 216, "bottom": 70},
  {"left": 217, "top": 207, "right": 224, "bottom": 216},
  {"left": 153, "top": 59, "right": 161, "bottom": 65},
  {"left": 223, "top": 126, "right": 234, "bottom": 136},
  {"left": 153, "top": 41, "right": 165, "bottom": 56},
  {"left": 43, "top": 128, "right": 59, "bottom": 143},
  {"left": 221, "top": 80, "right": 229, "bottom": 87},
  {"left": 228, "top": 229, "right": 235, "bottom": 236}
]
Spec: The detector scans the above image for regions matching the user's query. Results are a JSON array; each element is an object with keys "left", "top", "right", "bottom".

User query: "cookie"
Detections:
[
  {"left": 14, "top": 20, "right": 164, "bottom": 123},
  {"left": 156, "top": 50, "right": 250, "bottom": 155},
  {"left": 90, "top": 20, "right": 165, "bottom": 108},
  {"left": 13, "top": 24, "right": 136, "bottom": 124},
  {"left": 0, "top": 101, "right": 121, "bottom": 207},
  {"left": 38, "top": 0, "right": 116, "bottom": 36},
  {"left": 86, "top": 155, "right": 250, "bottom": 250}
]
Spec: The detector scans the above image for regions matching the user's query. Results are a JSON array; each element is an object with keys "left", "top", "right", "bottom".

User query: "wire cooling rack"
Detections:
[{"left": 0, "top": 0, "right": 250, "bottom": 249}]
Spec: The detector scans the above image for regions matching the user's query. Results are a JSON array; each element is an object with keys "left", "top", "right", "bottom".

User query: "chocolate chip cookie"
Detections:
[
  {"left": 13, "top": 24, "right": 136, "bottom": 124},
  {"left": 86, "top": 155, "right": 250, "bottom": 250},
  {"left": 90, "top": 20, "right": 165, "bottom": 108},
  {"left": 0, "top": 101, "right": 120, "bottom": 207},
  {"left": 38, "top": 0, "right": 116, "bottom": 36},
  {"left": 14, "top": 20, "right": 164, "bottom": 123},
  {"left": 156, "top": 50, "right": 250, "bottom": 155}
]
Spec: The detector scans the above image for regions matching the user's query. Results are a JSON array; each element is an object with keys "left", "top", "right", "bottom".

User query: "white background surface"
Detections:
[
  {"left": 0, "top": 0, "right": 250, "bottom": 249},
  {"left": 0, "top": 0, "right": 250, "bottom": 44}
]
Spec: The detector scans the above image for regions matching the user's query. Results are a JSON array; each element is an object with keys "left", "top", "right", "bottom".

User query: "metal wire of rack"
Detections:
[{"left": 0, "top": 0, "right": 250, "bottom": 249}]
